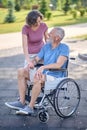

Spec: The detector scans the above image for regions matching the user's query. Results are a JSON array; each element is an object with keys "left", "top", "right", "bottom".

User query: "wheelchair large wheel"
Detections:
[{"left": 54, "top": 78, "right": 80, "bottom": 118}]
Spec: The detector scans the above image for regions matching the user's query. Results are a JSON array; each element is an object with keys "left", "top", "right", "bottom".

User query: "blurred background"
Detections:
[{"left": 0, "top": 0, "right": 87, "bottom": 35}]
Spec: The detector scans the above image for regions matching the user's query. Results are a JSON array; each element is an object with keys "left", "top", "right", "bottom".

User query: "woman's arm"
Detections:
[
  {"left": 32, "top": 56, "right": 41, "bottom": 66},
  {"left": 22, "top": 34, "right": 34, "bottom": 68},
  {"left": 44, "top": 30, "right": 49, "bottom": 42},
  {"left": 22, "top": 34, "right": 29, "bottom": 62}
]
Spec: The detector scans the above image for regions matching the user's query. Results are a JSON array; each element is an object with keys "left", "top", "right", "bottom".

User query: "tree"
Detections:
[
  {"left": 15, "top": 0, "right": 21, "bottom": 11},
  {"left": 39, "top": 0, "right": 48, "bottom": 17},
  {"left": 63, "top": 0, "right": 71, "bottom": 15},
  {"left": 57, "top": 0, "right": 62, "bottom": 10},
  {"left": 77, "top": 0, "right": 82, "bottom": 9},
  {"left": 4, "top": 0, "right": 15, "bottom": 23},
  {"left": 0, "top": 0, "right": 2, "bottom": 4}
]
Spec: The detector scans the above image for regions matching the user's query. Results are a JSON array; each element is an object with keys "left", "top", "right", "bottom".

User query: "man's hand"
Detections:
[{"left": 35, "top": 66, "right": 44, "bottom": 80}]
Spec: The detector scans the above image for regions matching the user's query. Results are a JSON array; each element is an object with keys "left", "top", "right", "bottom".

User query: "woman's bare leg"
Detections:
[{"left": 17, "top": 67, "right": 29, "bottom": 104}]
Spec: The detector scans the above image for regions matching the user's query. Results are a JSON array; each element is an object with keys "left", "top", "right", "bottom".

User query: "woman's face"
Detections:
[{"left": 34, "top": 17, "right": 41, "bottom": 27}]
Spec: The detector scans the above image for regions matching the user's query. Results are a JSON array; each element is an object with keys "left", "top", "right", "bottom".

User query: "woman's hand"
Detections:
[
  {"left": 25, "top": 61, "right": 34, "bottom": 70},
  {"left": 28, "top": 61, "right": 34, "bottom": 69}
]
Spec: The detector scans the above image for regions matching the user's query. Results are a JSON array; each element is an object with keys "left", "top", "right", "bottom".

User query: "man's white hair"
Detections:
[{"left": 54, "top": 27, "right": 65, "bottom": 40}]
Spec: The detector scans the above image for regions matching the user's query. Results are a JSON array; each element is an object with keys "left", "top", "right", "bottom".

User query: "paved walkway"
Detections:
[
  {"left": 0, "top": 23, "right": 87, "bottom": 50},
  {"left": 0, "top": 23, "right": 87, "bottom": 130}
]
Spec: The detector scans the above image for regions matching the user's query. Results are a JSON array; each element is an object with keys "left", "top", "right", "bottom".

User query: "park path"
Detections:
[{"left": 0, "top": 23, "right": 87, "bottom": 50}]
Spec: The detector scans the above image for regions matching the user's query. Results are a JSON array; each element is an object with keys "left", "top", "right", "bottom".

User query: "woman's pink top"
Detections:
[{"left": 22, "top": 22, "right": 48, "bottom": 54}]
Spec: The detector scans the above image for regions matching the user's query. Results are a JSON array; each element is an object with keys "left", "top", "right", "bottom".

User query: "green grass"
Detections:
[
  {"left": 72, "top": 34, "right": 87, "bottom": 40},
  {"left": 0, "top": 8, "right": 87, "bottom": 34}
]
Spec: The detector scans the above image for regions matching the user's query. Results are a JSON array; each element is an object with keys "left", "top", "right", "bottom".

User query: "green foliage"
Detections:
[
  {"left": 46, "top": 12, "right": 52, "bottom": 20},
  {"left": 76, "top": 0, "right": 82, "bottom": 10},
  {"left": 0, "top": 9, "right": 87, "bottom": 34},
  {"left": 57, "top": 0, "right": 62, "bottom": 10},
  {"left": 4, "top": 11, "right": 15, "bottom": 23},
  {"left": 79, "top": 8, "right": 86, "bottom": 17},
  {"left": 0, "top": 0, "right": 8, "bottom": 8},
  {"left": 4, "top": 0, "right": 15, "bottom": 23},
  {"left": 39, "top": 0, "right": 48, "bottom": 17},
  {"left": 63, "top": 0, "right": 71, "bottom": 15},
  {"left": 22, "top": 0, "right": 31, "bottom": 10},
  {"left": 71, "top": 9, "right": 77, "bottom": 19},
  {"left": 15, "top": 3, "right": 21, "bottom": 11},
  {"left": 8, "top": 0, "right": 14, "bottom": 8}
]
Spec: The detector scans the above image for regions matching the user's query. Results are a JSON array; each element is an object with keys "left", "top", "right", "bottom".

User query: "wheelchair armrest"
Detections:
[
  {"left": 35, "top": 64, "right": 67, "bottom": 72},
  {"left": 49, "top": 68, "right": 67, "bottom": 72},
  {"left": 35, "top": 63, "right": 43, "bottom": 68}
]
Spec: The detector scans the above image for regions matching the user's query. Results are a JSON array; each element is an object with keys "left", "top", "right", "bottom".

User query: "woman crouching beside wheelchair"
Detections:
[{"left": 5, "top": 27, "right": 69, "bottom": 115}]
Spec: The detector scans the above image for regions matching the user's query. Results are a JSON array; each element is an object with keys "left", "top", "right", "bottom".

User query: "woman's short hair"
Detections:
[{"left": 26, "top": 10, "right": 43, "bottom": 26}]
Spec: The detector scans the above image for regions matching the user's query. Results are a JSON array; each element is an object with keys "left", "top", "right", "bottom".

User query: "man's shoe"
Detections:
[
  {"left": 16, "top": 105, "right": 34, "bottom": 115},
  {"left": 5, "top": 101, "right": 25, "bottom": 110}
]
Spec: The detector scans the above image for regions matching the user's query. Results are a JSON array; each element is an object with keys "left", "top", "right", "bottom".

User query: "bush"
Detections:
[
  {"left": 79, "top": 8, "right": 85, "bottom": 17},
  {"left": 46, "top": 12, "right": 52, "bottom": 20},
  {"left": 4, "top": 13, "right": 15, "bottom": 23},
  {"left": 63, "top": 0, "right": 71, "bottom": 15},
  {"left": 71, "top": 10, "right": 77, "bottom": 19},
  {"left": 39, "top": 0, "right": 48, "bottom": 17},
  {"left": 86, "top": 8, "right": 87, "bottom": 12},
  {"left": 4, "top": 0, "right": 15, "bottom": 23},
  {"left": 22, "top": 4, "right": 30, "bottom": 10},
  {"left": 15, "top": 3, "right": 21, "bottom": 11}
]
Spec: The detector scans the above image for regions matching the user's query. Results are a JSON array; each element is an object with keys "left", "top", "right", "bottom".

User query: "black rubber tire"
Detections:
[
  {"left": 38, "top": 110, "right": 49, "bottom": 123},
  {"left": 54, "top": 78, "right": 80, "bottom": 118}
]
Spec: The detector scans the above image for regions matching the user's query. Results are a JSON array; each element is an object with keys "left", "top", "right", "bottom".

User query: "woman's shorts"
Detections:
[
  {"left": 24, "top": 54, "right": 37, "bottom": 67},
  {"left": 24, "top": 54, "right": 43, "bottom": 82}
]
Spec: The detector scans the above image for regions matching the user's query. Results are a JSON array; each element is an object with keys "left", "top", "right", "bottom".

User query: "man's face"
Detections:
[{"left": 48, "top": 29, "right": 60, "bottom": 43}]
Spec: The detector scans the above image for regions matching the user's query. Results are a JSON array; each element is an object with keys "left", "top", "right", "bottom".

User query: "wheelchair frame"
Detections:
[{"left": 25, "top": 60, "right": 81, "bottom": 123}]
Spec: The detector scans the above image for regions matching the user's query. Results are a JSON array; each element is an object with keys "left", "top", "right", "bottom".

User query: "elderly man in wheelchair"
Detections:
[{"left": 5, "top": 27, "right": 80, "bottom": 122}]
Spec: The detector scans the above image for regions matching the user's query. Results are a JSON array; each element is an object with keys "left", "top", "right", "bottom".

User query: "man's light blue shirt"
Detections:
[{"left": 37, "top": 43, "right": 69, "bottom": 78}]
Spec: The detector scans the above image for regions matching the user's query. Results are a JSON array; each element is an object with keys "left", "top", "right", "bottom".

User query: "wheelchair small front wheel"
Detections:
[{"left": 38, "top": 110, "right": 49, "bottom": 123}]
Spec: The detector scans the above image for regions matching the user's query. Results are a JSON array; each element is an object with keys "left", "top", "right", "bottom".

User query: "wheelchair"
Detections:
[{"left": 25, "top": 59, "right": 81, "bottom": 123}]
